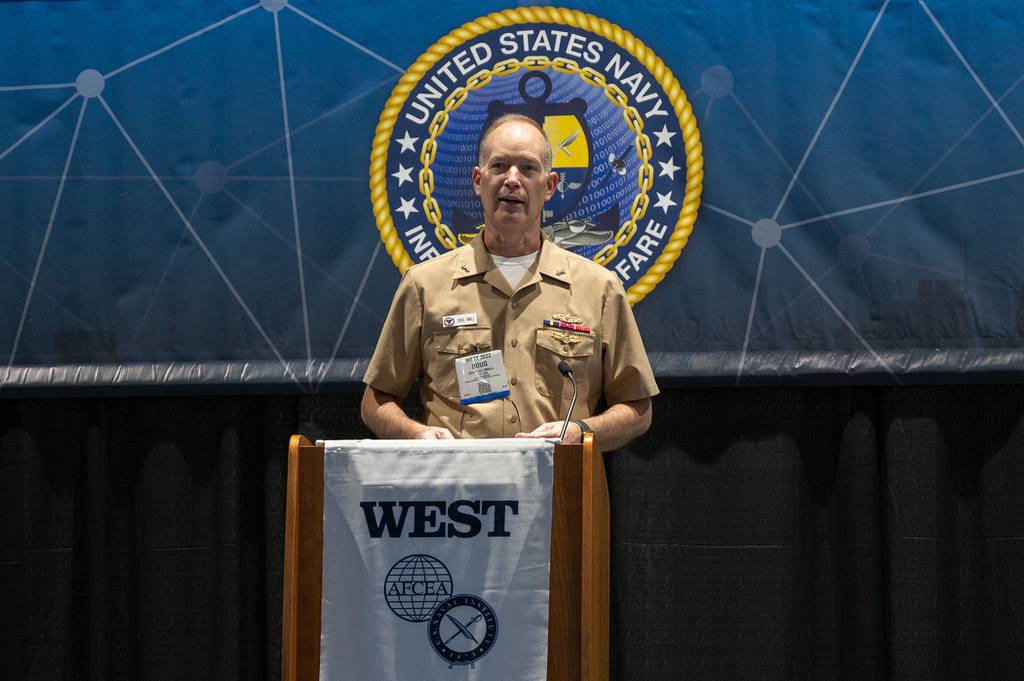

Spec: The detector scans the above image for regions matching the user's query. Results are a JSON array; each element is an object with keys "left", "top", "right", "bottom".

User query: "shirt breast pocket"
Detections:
[
  {"left": 535, "top": 328, "right": 596, "bottom": 399},
  {"left": 425, "top": 327, "right": 493, "bottom": 400}
]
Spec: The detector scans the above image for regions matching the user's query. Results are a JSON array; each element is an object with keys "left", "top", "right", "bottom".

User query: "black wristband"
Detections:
[{"left": 573, "top": 419, "right": 593, "bottom": 435}]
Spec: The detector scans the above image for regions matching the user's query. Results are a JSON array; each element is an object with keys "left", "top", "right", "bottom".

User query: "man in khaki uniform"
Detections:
[{"left": 361, "top": 114, "right": 657, "bottom": 448}]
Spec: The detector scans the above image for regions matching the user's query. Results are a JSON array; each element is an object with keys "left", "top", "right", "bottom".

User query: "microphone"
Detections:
[{"left": 557, "top": 361, "right": 579, "bottom": 441}]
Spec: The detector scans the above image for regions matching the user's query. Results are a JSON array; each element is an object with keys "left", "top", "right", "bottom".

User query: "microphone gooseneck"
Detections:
[{"left": 557, "top": 361, "right": 579, "bottom": 441}]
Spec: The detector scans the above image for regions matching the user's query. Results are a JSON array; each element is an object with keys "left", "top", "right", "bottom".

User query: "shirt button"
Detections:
[
  {"left": 510, "top": 338, "right": 518, "bottom": 348},
  {"left": 510, "top": 415, "right": 518, "bottom": 423},
  {"left": 510, "top": 377, "right": 518, "bottom": 385},
  {"left": 511, "top": 302, "right": 519, "bottom": 310}
]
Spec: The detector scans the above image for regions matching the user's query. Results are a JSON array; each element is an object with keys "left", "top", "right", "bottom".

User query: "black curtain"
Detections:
[{"left": 2, "top": 386, "right": 1022, "bottom": 680}]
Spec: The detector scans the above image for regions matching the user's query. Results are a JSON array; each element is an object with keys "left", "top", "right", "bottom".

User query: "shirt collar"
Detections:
[{"left": 452, "top": 229, "right": 573, "bottom": 285}]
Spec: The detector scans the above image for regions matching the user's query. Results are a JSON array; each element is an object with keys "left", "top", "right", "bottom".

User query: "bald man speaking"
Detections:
[{"left": 362, "top": 114, "right": 658, "bottom": 449}]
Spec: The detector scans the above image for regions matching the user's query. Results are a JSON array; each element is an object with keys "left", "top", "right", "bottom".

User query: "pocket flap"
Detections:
[{"left": 432, "top": 327, "right": 493, "bottom": 354}]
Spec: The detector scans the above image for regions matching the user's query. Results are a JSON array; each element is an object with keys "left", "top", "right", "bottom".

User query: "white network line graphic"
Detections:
[
  {"left": 273, "top": 9, "right": 312, "bottom": 368},
  {"left": 744, "top": 71, "right": 1024, "bottom": 341},
  {"left": 753, "top": 261, "right": 842, "bottom": 340},
  {"left": 869, "top": 253, "right": 1012, "bottom": 292},
  {"left": 0, "top": 0, "right": 405, "bottom": 381},
  {"left": 731, "top": 0, "right": 893, "bottom": 378},
  {"left": 103, "top": 5, "right": 259, "bottom": 80},
  {"left": 703, "top": 203, "right": 753, "bottom": 227},
  {"left": 782, "top": 168, "right": 1024, "bottom": 230},
  {"left": 0, "top": 252, "right": 90, "bottom": 329},
  {"left": 224, "top": 75, "right": 398, "bottom": 172},
  {"left": 286, "top": 4, "right": 405, "bottom": 74},
  {"left": 705, "top": 89, "right": 852, "bottom": 238},
  {"left": 691, "top": 0, "right": 1024, "bottom": 381},
  {"left": 702, "top": 98, "right": 714, "bottom": 126},
  {"left": 0, "top": 175, "right": 367, "bottom": 182},
  {"left": 317, "top": 240, "right": 382, "bottom": 388},
  {"left": 221, "top": 186, "right": 385, "bottom": 322},
  {"left": 0, "top": 93, "right": 79, "bottom": 163},
  {"left": 98, "top": 94, "right": 305, "bottom": 390},
  {"left": 0, "top": 82, "right": 74, "bottom": 93},
  {"left": 7, "top": 98, "right": 88, "bottom": 372},
  {"left": 864, "top": 70, "right": 1024, "bottom": 239},
  {"left": 777, "top": 242, "right": 901, "bottom": 383},
  {"left": 3, "top": 0, "right": 1022, "bottom": 385},
  {"left": 736, "top": 247, "right": 767, "bottom": 381},
  {"left": 130, "top": 194, "right": 207, "bottom": 347},
  {"left": 227, "top": 175, "right": 365, "bottom": 182},
  {"left": 918, "top": 0, "right": 1024, "bottom": 149},
  {"left": 771, "top": 0, "right": 891, "bottom": 221},
  {"left": 730, "top": 91, "right": 846, "bottom": 238}
]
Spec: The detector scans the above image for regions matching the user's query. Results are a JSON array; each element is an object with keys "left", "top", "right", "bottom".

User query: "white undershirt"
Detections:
[{"left": 491, "top": 251, "right": 540, "bottom": 290}]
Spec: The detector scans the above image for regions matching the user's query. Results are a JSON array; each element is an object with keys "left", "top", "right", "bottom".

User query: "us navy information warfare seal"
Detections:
[{"left": 370, "top": 7, "right": 703, "bottom": 304}]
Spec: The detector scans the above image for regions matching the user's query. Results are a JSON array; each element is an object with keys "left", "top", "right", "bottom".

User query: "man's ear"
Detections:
[
  {"left": 472, "top": 166, "right": 482, "bottom": 197},
  {"left": 545, "top": 171, "right": 558, "bottom": 200}
]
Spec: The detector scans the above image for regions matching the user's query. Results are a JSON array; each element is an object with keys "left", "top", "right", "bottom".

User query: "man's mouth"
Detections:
[{"left": 498, "top": 196, "right": 525, "bottom": 205}]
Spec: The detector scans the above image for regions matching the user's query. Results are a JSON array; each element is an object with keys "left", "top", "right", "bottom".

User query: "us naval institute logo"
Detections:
[{"left": 369, "top": 7, "right": 703, "bottom": 305}]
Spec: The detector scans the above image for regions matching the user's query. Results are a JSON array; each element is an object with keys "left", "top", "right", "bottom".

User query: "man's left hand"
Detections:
[{"left": 515, "top": 420, "right": 582, "bottom": 443}]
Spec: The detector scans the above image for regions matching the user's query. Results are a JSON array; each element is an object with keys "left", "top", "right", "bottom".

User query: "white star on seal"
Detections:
[
  {"left": 395, "top": 131, "right": 419, "bottom": 153},
  {"left": 391, "top": 164, "right": 413, "bottom": 186},
  {"left": 658, "top": 157, "right": 681, "bottom": 180},
  {"left": 396, "top": 196, "right": 418, "bottom": 219},
  {"left": 654, "top": 191, "right": 677, "bottom": 214},
  {"left": 653, "top": 124, "right": 676, "bottom": 147}
]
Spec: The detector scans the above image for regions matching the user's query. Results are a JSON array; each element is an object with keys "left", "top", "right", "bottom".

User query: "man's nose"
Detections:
[{"left": 504, "top": 166, "right": 522, "bottom": 186}]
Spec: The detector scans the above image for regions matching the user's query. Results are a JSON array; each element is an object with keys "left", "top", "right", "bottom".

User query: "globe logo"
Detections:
[{"left": 384, "top": 554, "right": 454, "bottom": 623}]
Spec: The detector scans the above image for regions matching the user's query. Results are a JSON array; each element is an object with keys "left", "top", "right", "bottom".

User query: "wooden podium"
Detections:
[{"left": 281, "top": 434, "right": 610, "bottom": 681}]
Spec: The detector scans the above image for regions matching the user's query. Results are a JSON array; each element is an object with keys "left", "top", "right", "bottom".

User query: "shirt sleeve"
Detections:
[
  {"left": 600, "top": 275, "right": 660, "bottom": 404},
  {"left": 363, "top": 269, "right": 423, "bottom": 398}
]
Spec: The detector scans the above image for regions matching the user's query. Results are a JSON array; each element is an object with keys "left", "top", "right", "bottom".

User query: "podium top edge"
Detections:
[{"left": 319, "top": 438, "right": 561, "bottom": 451}]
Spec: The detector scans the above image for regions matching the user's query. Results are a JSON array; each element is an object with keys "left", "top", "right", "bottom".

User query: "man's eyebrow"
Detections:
[{"left": 490, "top": 152, "right": 541, "bottom": 162}]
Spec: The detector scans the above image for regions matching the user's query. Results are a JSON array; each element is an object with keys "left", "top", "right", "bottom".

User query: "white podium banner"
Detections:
[{"left": 319, "top": 438, "right": 555, "bottom": 681}]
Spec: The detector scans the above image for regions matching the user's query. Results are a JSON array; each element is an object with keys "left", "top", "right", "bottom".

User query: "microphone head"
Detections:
[{"left": 557, "top": 360, "right": 573, "bottom": 377}]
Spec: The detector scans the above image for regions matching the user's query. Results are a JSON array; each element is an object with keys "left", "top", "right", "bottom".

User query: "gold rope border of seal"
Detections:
[{"left": 369, "top": 6, "right": 703, "bottom": 305}]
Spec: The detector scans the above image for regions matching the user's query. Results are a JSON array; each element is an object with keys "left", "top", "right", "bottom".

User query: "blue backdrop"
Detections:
[{"left": 2, "top": 0, "right": 1022, "bottom": 391}]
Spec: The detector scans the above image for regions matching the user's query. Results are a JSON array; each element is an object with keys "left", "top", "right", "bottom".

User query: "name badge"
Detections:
[
  {"left": 442, "top": 313, "right": 478, "bottom": 328},
  {"left": 455, "top": 350, "right": 510, "bottom": 405}
]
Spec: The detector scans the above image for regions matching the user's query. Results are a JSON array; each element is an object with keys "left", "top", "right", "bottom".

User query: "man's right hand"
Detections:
[
  {"left": 417, "top": 426, "right": 454, "bottom": 439},
  {"left": 362, "top": 385, "right": 458, "bottom": 439}
]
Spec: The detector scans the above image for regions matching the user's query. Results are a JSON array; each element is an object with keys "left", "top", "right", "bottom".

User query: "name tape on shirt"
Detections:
[{"left": 443, "top": 313, "right": 478, "bottom": 328}]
